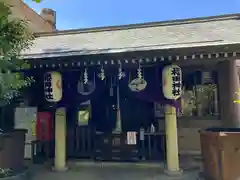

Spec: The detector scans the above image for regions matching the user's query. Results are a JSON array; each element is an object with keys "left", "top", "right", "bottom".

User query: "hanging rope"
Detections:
[
  {"left": 118, "top": 63, "right": 123, "bottom": 80},
  {"left": 99, "top": 65, "right": 105, "bottom": 80},
  {"left": 137, "top": 63, "right": 142, "bottom": 79},
  {"left": 83, "top": 68, "right": 88, "bottom": 84}
]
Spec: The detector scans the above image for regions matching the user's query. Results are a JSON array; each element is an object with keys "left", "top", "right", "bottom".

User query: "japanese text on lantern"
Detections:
[
  {"left": 44, "top": 73, "right": 53, "bottom": 100},
  {"left": 162, "top": 65, "right": 182, "bottom": 100},
  {"left": 171, "top": 67, "right": 181, "bottom": 96},
  {"left": 44, "top": 72, "right": 62, "bottom": 102}
]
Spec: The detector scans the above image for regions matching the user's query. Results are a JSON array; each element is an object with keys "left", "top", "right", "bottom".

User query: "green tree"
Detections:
[
  {"left": 0, "top": 0, "right": 35, "bottom": 106},
  {"left": 32, "top": 0, "right": 42, "bottom": 3}
]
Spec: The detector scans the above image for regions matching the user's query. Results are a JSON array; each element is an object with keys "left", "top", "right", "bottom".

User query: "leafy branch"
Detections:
[
  {"left": 32, "top": 0, "right": 42, "bottom": 3},
  {"left": 0, "top": 1, "right": 35, "bottom": 106}
]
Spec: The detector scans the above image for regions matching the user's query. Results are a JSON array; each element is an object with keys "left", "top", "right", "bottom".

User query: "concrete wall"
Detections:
[
  {"left": 177, "top": 120, "right": 221, "bottom": 154},
  {"left": 159, "top": 119, "right": 221, "bottom": 155}
]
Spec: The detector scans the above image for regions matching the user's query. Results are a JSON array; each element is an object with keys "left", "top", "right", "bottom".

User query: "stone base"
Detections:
[
  {"left": 52, "top": 166, "right": 68, "bottom": 172},
  {"left": 164, "top": 168, "right": 183, "bottom": 176}
]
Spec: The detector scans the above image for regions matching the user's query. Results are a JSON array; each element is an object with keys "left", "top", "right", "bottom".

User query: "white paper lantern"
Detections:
[
  {"left": 44, "top": 71, "right": 63, "bottom": 102},
  {"left": 162, "top": 65, "right": 182, "bottom": 100}
]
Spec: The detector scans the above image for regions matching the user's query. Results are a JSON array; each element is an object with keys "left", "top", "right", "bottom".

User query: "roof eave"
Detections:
[{"left": 22, "top": 41, "right": 240, "bottom": 60}]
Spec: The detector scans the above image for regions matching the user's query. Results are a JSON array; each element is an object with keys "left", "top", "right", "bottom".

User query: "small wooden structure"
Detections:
[{"left": 200, "top": 128, "right": 240, "bottom": 180}]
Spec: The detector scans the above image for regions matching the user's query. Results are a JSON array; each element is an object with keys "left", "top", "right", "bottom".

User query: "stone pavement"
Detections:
[{"left": 31, "top": 162, "right": 201, "bottom": 180}]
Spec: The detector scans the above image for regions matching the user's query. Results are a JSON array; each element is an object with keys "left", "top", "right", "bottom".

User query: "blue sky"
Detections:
[{"left": 24, "top": 0, "right": 240, "bottom": 30}]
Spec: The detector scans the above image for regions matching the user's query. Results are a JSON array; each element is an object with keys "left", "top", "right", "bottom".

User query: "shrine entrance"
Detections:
[
  {"left": 63, "top": 65, "right": 170, "bottom": 162},
  {"left": 27, "top": 51, "right": 185, "bottom": 176}
]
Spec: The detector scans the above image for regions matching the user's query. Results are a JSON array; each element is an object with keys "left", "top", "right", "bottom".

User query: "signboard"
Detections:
[
  {"left": 14, "top": 107, "right": 37, "bottom": 159},
  {"left": 127, "top": 131, "right": 137, "bottom": 145}
]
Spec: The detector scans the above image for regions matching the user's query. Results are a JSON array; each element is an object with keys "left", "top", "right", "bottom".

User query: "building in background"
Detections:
[{"left": 8, "top": 0, "right": 56, "bottom": 32}]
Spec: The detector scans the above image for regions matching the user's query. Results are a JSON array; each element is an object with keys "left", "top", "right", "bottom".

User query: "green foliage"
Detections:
[
  {"left": 32, "top": 0, "right": 42, "bottom": 3},
  {"left": 0, "top": 0, "right": 35, "bottom": 106}
]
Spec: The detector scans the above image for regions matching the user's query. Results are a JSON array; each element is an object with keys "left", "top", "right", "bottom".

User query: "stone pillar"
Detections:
[
  {"left": 164, "top": 105, "right": 182, "bottom": 175},
  {"left": 218, "top": 60, "right": 240, "bottom": 127},
  {"left": 53, "top": 107, "right": 68, "bottom": 171}
]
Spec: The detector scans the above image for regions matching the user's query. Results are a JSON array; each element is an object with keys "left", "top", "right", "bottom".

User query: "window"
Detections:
[
  {"left": 180, "top": 83, "right": 219, "bottom": 118},
  {"left": 154, "top": 70, "right": 219, "bottom": 119}
]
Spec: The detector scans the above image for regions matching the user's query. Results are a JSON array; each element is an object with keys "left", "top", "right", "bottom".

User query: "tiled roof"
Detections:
[{"left": 22, "top": 14, "right": 240, "bottom": 59}]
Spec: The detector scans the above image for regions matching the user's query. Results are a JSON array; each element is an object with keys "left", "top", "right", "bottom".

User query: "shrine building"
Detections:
[{"left": 18, "top": 13, "right": 240, "bottom": 174}]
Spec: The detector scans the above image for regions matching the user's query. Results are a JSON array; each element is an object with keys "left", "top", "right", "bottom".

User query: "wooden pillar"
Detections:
[
  {"left": 53, "top": 107, "right": 68, "bottom": 171},
  {"left": 218, "top": 60, "right": 240, "bottom": 127},
  {"left": 164, "top": 105, "right": 182, "bottom": 175}
]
